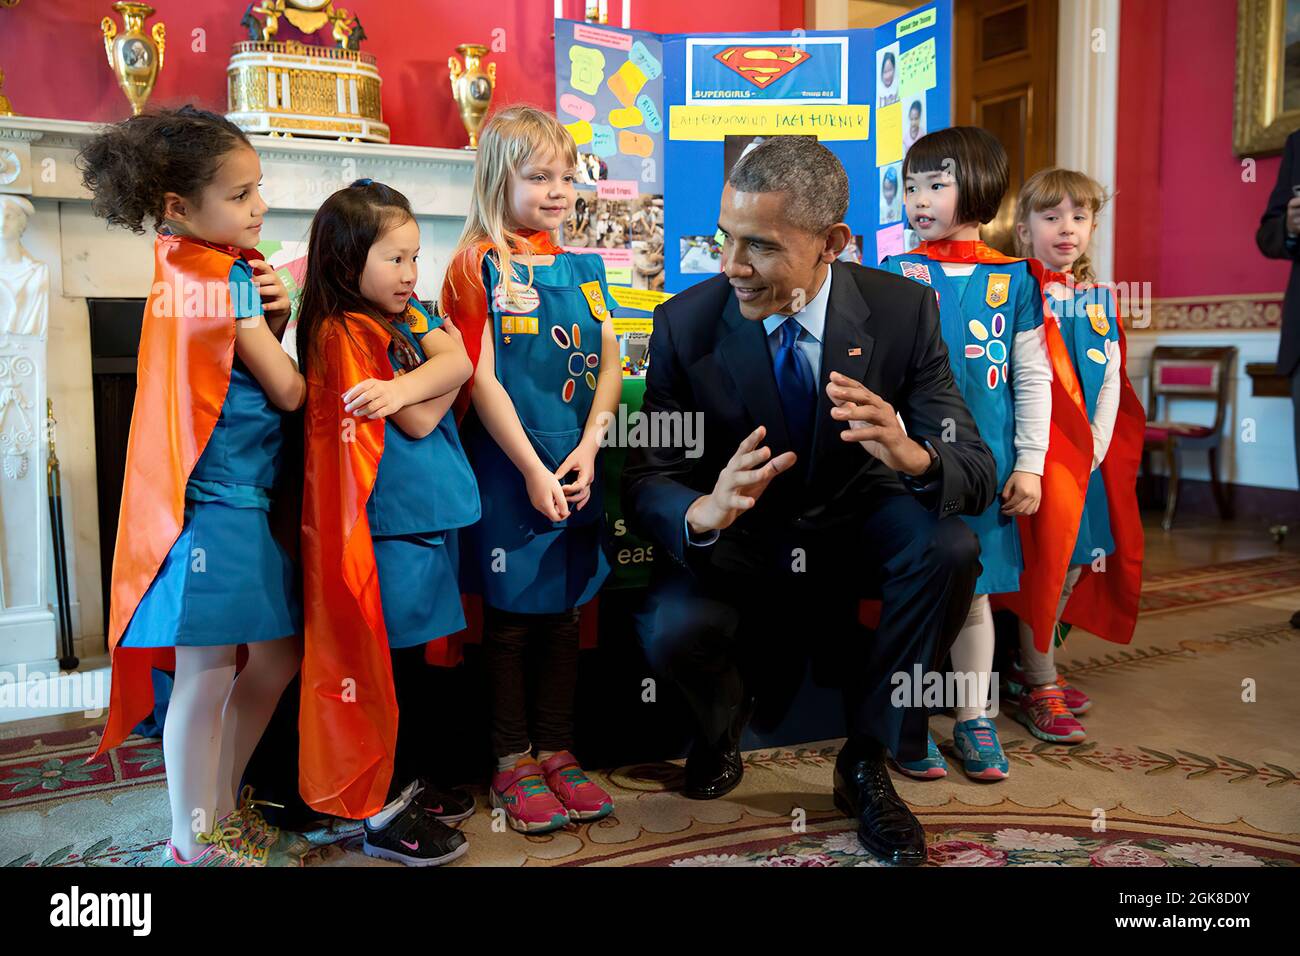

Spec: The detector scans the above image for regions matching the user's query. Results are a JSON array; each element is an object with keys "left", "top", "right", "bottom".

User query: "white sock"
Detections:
[
  {"left": 496, "top": 749, "right": 531, "bottom": 774},
  {"left": 950, "top": 593, "right": 994, "bottom": 723},
  {"left": 367, "top": 780, "right": 417, "bottom": 828}
]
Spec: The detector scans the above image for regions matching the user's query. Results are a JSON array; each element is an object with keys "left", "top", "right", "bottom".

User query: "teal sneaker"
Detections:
[
  {"left": 952, "top": 717, "right": 1009, "bottom": 781},
  {"left": 892, "top": 733, "right": 948, "bottom": 779}
]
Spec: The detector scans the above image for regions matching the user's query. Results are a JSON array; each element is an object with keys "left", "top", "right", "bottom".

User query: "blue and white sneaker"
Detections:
[
  {"left": 892, "top": 733, "right": 948, "bottom": 779},
  {"left": 952, "top": 717, "right": 1009, "bottom": 781}
]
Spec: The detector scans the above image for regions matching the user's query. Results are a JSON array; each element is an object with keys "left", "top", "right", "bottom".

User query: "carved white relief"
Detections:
[{"left": 0, "top": 196, "right": 49, "bottom": 339}]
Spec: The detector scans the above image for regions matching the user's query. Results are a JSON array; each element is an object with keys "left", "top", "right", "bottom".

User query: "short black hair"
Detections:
[
  {"left": 903, "top": 126, "right": 1008, "bottom": 225},
  {"left": 77, "top": 105, "right": 251, "bottom": 235}
]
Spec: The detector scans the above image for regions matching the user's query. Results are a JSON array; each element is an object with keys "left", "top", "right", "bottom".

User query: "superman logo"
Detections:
[{"left": 712, "top": 46, "right": 811, "bottom": 88}]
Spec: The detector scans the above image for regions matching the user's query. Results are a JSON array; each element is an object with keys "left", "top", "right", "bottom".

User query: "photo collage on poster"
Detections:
[
  {"left": 873, "top": 7, "right": 942, "bottom": 259},
  {"left": 556, "top": 20, "right": 668, "bottom": 379}
]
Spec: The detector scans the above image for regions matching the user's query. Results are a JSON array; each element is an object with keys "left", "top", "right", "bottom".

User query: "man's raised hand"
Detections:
[
  {"left": 826, "top": 371, "right": 931, "bottom": 476},
  {"left": 685, "top": 425, "right": 796, "bottom": 534}
]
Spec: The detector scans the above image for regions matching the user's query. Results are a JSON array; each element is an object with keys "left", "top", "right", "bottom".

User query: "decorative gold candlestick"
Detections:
[
  {"left": 449, "top": 43, "right": 496, "bottom": 149},
  {"left": 100, "top": 2, "right": 166, "bottom": 116},
  {"left": 0, "top": 68, "right": 14, "bottom": 118}
]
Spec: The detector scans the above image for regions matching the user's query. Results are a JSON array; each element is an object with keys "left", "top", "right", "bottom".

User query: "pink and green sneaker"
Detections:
[
  {"left": 1054, "top": 676, "right": 1092, "bottom": 715},
  {"left": 1015, "top": 685, "right": 1086, "bottom": 744},
  {"left": 232, "top": 786, "right": 312, "bottom": 866},
  {"left": 161, "top": 825, "right": 267, "bottom": 867},
  {"left": 1006, "top": 662, "right": 1092, "bottom": 715},
  {"left": 540, "top": 751, "right": 614, "bottom": 822},
  {"left": 490, "top": 757, "right": 571, "bottom": 834}
]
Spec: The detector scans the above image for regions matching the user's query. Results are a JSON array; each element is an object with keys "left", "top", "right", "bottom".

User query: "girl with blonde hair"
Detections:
[{"left": 441, "top": 105, "right": 621, "bottom": 833}]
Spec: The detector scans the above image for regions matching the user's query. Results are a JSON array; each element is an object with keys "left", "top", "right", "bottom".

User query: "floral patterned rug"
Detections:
[{"left": 2, "top": 552, "right": 1298, "bottom": 867}]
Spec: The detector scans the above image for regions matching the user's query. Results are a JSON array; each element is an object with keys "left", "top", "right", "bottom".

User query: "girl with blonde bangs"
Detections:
[{"left": 439, "top": 104, "right": 621, "bottom": 834}]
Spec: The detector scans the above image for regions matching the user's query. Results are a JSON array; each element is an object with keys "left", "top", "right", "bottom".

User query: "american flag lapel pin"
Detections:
[{"left": 848, "top": 346, "right": 862, "bottom": 356}]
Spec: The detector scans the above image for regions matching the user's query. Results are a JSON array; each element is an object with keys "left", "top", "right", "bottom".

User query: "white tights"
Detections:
[
  {"left": 950, "top": 593, "right": 995, "bottom": 723},
  {"left": 165, "top": 636, "right": 300, "bottom": 860}
]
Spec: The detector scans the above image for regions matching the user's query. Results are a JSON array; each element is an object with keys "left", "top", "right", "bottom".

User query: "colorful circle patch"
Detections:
[
  {"left": 987, "top": 365, "right": 999, "bottom": 389},
  {"left": 562, "top": 378, "right": 576, "bottom": 403},
  {"left": 551, "top": 325, "right": 570, "bottom": 349},
  {"left": 1087, "top": 347, "right": 1107, "bottom": 365},
  {"left": 965, "top": 344, "right": 985, "bottom": 359},
  {"left": 987, "top": 339, "right": 1007, "bottom": 364},
  {"left": 572, "top": 324, "right": 581, "bottom": 349},
  {"left": 968, "top": 319, "right": 988, "bottom": 341},
  {"left": 568, "top": 353, "right": 585, "bottom": 376},
  {"left": 585, "top": 371, "right": 597, "bottom": 390},
  {"left": 586, "top": 352, "right": 600, "bottom": 367},
  {"left": 991, "top": 312, "right": 1006, "bottom": 337}
]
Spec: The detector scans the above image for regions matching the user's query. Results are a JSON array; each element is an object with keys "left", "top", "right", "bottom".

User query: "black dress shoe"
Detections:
[
  {"left": 684, "top": 739, "right": 744, "bottom": 800},
  {"left": 833, "top": 748, "right": 927, "bottom": 866},
  {"left": 682, "top": 694, "right": 754, "bottom": 800}
]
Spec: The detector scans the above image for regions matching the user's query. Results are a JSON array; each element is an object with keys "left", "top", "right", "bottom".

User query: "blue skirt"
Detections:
[
  {"left": 1071, "top": 470, "right": 1115, "bottom": 566},
  {"left": 963, "top": 501, "right": 1023, "bottom": 596},
  {"left": 372, "top": 530, "right": 467, "bottom": 648},
  {"left": 120, "top": 499, "right": 301, "bottom": 648}
]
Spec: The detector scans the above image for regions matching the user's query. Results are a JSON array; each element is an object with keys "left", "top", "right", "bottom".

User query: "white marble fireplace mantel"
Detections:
[{"left": 0, "top": 115, "right": 478, "bottom": 707}]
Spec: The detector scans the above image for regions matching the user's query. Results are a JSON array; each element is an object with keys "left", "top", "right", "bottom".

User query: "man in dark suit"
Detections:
[
  {"left": 1254, "top": 129, "right": 1300, "bottom": 630},
  {"left": 622, "top": 137, "right": 997, "bottom": 864}
]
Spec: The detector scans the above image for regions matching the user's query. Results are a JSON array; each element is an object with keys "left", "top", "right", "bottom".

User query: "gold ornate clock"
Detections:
[{"left": 226, "top": 1, "right": 387, "bottom": 143}]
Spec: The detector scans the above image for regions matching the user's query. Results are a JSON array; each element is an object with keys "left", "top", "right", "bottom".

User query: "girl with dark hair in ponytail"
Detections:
[{"left": 81, "top": 105, "right": 308, "bottom": 867}]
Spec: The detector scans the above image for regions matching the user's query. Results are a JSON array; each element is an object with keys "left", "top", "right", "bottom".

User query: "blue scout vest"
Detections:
[
  {"left": 463, "top": 251, "right": 611, "bottom": 613},
  {"left": 365, "top": 298, "right": 482, "bottom": 537},
  {"left": 882, "top": 254, "right": 1043, "bottom": 595},
  {"left": 187, "top": 260, "right": 286, "bottom": 507},
  {"left": 1048, "top": 282, "right": 1118, "bottom": 565}
]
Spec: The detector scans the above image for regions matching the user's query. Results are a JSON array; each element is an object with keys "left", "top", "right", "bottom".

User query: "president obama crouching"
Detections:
[{"left": 622, "top": 137, "right": 996, "bottom": 865}]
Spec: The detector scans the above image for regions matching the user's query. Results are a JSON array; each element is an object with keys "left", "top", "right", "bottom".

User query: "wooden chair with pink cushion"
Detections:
[{"left": 1141, "top": 346, "right": 1238, "bottom": 531}]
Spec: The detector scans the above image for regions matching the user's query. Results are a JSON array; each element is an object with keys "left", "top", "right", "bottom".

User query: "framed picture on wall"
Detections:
[{"left": 1235, "top": 0, "right": 1300, "bottom": 156}]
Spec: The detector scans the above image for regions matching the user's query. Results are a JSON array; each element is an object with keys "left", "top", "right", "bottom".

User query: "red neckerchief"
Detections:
[{"left": 910, "top": 239, "right": 1021, "bottom": 264}]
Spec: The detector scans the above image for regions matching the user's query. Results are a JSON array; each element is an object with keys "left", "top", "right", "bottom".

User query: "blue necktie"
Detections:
[{"left": 773, "top": 317, "right": 815, "bottom": 457}]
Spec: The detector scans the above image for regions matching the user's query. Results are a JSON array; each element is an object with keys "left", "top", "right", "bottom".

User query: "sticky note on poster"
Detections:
[
  {"left": 898, "top": 38, "right": 936, "bottom": 91},
  {"left": 613, "top": 316, "right": 655, "bottom": 334},
  {"left": 636, "top": 93, "right": 663, "bottom": 132},
  {"left": 668, "top": 105, "right": 871, "bottom": 141},
  {"left": 560, "top": 93, "right": 597, "bottom": 121},
  {"left": 629, "top": 40, "right": 663, "bottom": 80},
  {"left": 573, "top": 23, "right": 633, "bottom": 51},
  {"left": 591, "top": 123, "right": 617, "bottom": 157},
  {"left": 596, "top": 179, "right": 639, "bottom": 199},
  {"left": 568, "top": 246, "right": 636, "bottom": 285},
  {"left": 875, "top": 223, "right": 905, "bottom": 263},
  {"left": 610, "top": 286, "right": 673, "bottom": 313},
  {"left": 875, "top": 102, "right": 903, "bottom": 166},
  {"left": 896, "top": 6, "right": 937, "bottom": 38},
  {"left": 569, "top": 45, "right": 606, "bottom": 95}
]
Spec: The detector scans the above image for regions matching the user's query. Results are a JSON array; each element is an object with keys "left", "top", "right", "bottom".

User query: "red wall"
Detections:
[
  {"left": 1114, "top": 0, "right": 1289, "bottom": 298},
  {"left": 0, "top": 1, "right": 795, "bottom": 149}
]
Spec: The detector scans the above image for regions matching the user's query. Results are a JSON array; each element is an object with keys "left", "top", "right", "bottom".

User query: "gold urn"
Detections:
[
  {"left": 448, "top": 43, "right": 496, "bottom": 149},
  {"left": 100, "top": 2, "right": 166, "bottom": 116}
]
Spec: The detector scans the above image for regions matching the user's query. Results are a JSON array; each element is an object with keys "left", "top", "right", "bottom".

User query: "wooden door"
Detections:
[{"left": 954, "top": 0, "right": 1059, "bottom": 253}]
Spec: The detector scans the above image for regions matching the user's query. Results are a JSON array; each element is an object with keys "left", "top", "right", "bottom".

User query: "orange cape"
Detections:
[
  {"left": 94, "top": 235, "right": 256, "bottom": 758},
  {"left": 1009, "top": 279, "right": 1145, "bottom": 646},
  {"left": 910, "top": 242, "right": 1093, "bottom": 653},
  {"left": 298, "top": 311, "right": 400, "bottom": 819}
]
